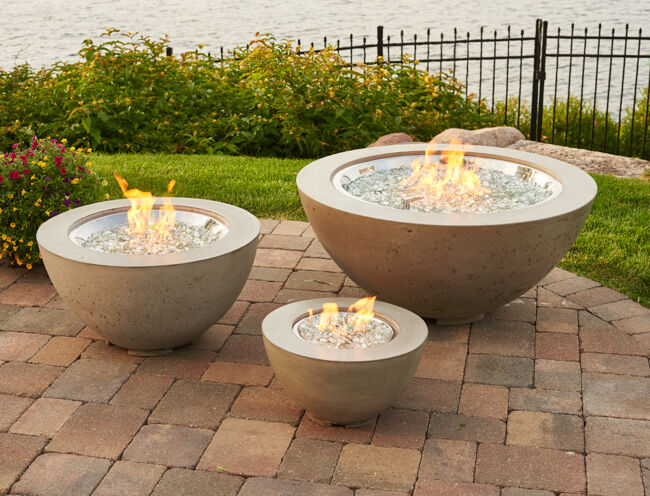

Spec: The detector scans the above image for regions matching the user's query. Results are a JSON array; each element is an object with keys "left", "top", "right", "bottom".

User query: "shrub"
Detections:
[
  {"left": 0, "top": 31, "right": 494, "bottom": 157},
  {"left": 0, "top": 137, "right": 107, "bottom": 267}
]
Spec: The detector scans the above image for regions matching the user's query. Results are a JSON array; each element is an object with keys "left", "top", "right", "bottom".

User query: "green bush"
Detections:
[
  {"left": 0, "top": 137, "right": 106, "bottom": 267},
  {"left": 0, "top": 31, "right": 494, "bottom": 157}
]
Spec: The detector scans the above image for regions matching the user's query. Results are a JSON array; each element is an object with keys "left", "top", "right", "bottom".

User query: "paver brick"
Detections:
[
  {"left": 1, "top": 307, "right": 84, "bottom": 336},
  {"left": 0, "top": 330, "right": 49, "bottom": 361},
  {"left": 239, "top": 477, "right": 353, "bottom": 496},
  {"left": 0, "top": 304, "right": 19, "bottom": 324},
  {"left": 581, "top": 352, "right": 649, "bottom": 376},
  {"left": 539, "top": 267, "right": 576, "bottom": 286},
  {"left": 151, "top": 467, "right": 244, "bottom": 496},
  {"left": 506, "top": 411, "right": 584, "bottom": 452},
  {"left": 611, "top": 314, "right": 650, "bottom": 334},
  {"left": 149, "top": 380, "right": 239, "bottom": 429},
  {"left": 428, "top": 413, "right": 505, "bottom": 443},
  {"left": 0, "top": 265, "right": 25, "bottom": 288},
  {"left": 0, "top": 433, "right": 47, "bottom": 493},
  {"left": 418, "top": 438, "right": 476, "bottom": 483},
  {"left": 202, "top": 361, "right": 273, "bottom": 386},
  {"left": 426, "top": 321, "right": 469, "bottom": 343},
  {"left": 475, "top": 444, "right": 586, "bottom": 493},
  {"left": 110, "top": 373, "right": 173, "bottom": 410},
  {"left": 0, "top": 394, "right": 32, "bottom": 431},
  {"left": 458, "top": 383, "right": 508, "bottom": 420},
  {"left": 304, "top": 239, "right": 330, "bottom": 258},
  {"left": 415, "top": 341, "right": 467, "bottom": 381},
  {"left": 79, "top": 340, "right": 143, "bottom": 363},
  {"left": 486, "top": 297, "right": 536, "bottom": 323},
  {"left": 235, "top": 302, "right": 282, "bottom": 335},
  {"left": 271, "top": 220, "right": 310, "bottom": 236},
  {"left": 536, "top": 307, "right": 578, "bottom": 334},
  {"left": 586, "top": 453, "right": 644, "bottom": 496},
  {"left": 296, "top": 257, "right": 341, "bottom": 272},
  {"left": 332, "top": 444, "right": 421, "bottom": 492},
  {"left": 534, "top": 359, "right": 581, "bottom": 391},
  {"left": 47, "top": 403, "right": 147, "bottom": 459},
  {"left": 0, "top": 361, "right": 62, "bottom": 397},
  {"left": 189, "top": 323, "right": 233, "bottom": 350},
  {"left": 137, "top": 348, "right": 215, "bottom": 379},
  {"left": 274, "top": 288, "right": 337, "bottom": 303},
  {"left": 278, "top": 438, "right": 342, "bottom": 483},
  {"left": 338, "top": 286, "right": 372, "bottom": 298},
  {"left": 123, "top": 424, "right": 213, "bottom": 468},
  {"left": 259, "top": 219, "right": 280, "bottom": 234},
  {"left": 248, "top": 266, "right": 292, "bottom": 282},
  {"left": 469, "top": 319, "right": 535, "bottom": 357},
  {"left": 296, "top": 415, "right": 376, "bottom": 444},
  {"left": 217, "top": 334, "right": 269, "bottom": 365},
  {"left": 589, "top": 298, "right": 650, "bottom": 322},
  {"left": 44, "top": 358, "right": 136, "bottom": 402},
  {"left": 254, "top": 248, "right": 302, "bottom": 268},
  {"left": 500, "top": 489, "right": 555, "bottom": 496},
  {"left": 580, "top": 327, "right": 646, "bottom": 355},
  {"left": 371, "top": 409, "right": 428, "bottom": 449},
  {"left": 285, "top": 270, "right": 345, "bottom": 292},
  {"left": 535, "top": 333, "right": 579, "bottom": 361},
  {"left": 93, "top": 461, "right": 165, "bottom": 496},
  {"left": 465, "top": 354, "right": 533, "bottom": 387},
  {"left": 10, "top": 398, "right": 80, "bottom": 437},
  {"left": 238, "top": 279, "right": 283, "bottom": 302},
  {"left": 30, "top": 336, "right": 90, "bottom": 366},
  {"left": 567, "top": 285, "right": 627, "bottom": 308},
  {"left": 12, "top": 452, "right": 111, "bottom": 496},
  {"left": 578, "top": 309, "right": 614, "bottom": 329},
  {"left": 583, "top": 372, "right": 650, "bottom": 419},
  {"left": 76, "top": 326, "right": 103, "bottom": 340},
  {"left": 45, "top": 295, "right": 69, "bottom": 309},
  {"left": 508, "top": 388, "right": 582, "bottom": 415},
  {"left": 0, "top": 282, "right": 57, "bottom": 306},
  {"left": 536, "top": 287, "right": 581, "bottom": 309},
  {"left": 230, "top": 386, "right": 304, "bottom": 424},
  {"left": 414, "top": 480, "right": 500, "bottom": 496},
  {"left": 356, "top": 490, "right": 410, "bottom": 496},
  {"left": 17, "top": 265, "right": 51, "bottom": 284},
  {"left": 197, "top": 417, "right": 294, "bottom": 477},
  {"left": 544, "top": 276, "right": 599, "bottom": 296},
  {"left": 634, "top": 331, "right": 650, "bottom": 353},
  {"left": 259, "top": 234, "right": 312, "bottom": 250},
  {"left": 585, "top": 416, "right": 650, "bottom": 457}
]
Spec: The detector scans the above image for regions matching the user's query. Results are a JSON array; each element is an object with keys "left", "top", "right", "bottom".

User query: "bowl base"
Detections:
[
  {"left": 436, "top": 313, "right": 485, "bottom": 325},
  {"left": 127, "top": 348, "right": 174, "bottom": 357},
  {"left": 307, "top": 412, "right": 378, "bottom": 428}
]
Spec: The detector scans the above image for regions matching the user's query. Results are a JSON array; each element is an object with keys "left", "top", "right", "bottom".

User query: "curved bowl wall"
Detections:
[
  {"left": 262, "top": 298, "right": 428, "bottom": 426},
  {"left": 297, "top": 144, "right": 597, "bottom": 323},
  {"left": 37, "top": 198, "right": 260, "bottom": 351}
]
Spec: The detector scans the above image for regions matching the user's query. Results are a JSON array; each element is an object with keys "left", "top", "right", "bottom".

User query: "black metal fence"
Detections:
[{"left": 170, "top": 19, "right": 650, "bottom": 159}]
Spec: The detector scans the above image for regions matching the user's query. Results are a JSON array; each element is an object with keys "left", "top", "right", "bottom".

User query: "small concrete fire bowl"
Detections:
[
  {"left": 262, "top": 297, "right": 427, "bottom": 426},
  {"left": 297, "top": 144, "right": 597, "bottom": 323},
  {"left": 37, "top": 198, "right": 259, "bottom": 354}
]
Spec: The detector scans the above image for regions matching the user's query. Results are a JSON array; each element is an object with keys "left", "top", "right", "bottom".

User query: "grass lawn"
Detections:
[{"left": 94, "top": 153, "right": 650, "bottom": 307}]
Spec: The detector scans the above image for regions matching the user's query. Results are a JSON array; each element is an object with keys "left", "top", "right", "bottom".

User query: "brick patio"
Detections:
[{"left": 0, "top": 218, "right": 648, "bottom": 495}]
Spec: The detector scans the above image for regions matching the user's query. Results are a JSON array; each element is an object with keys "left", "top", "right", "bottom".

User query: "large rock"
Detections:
[
  {"left": 368, "top": 133, "right": 415, "bottom": 147},
  {"left": 432, "top": 127, "right": 525, "bottom": 147}
]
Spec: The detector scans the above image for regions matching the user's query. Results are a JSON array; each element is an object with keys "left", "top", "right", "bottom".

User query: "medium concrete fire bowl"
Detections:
[
  {"left": 297, "top": 144, "right": 597, "bottom": 324},
  {"left": 262, "top": 297, "right": 427, "bottom": 426},
  {"left": 37, "top": 198, "right": 259, "bottom": 354}
]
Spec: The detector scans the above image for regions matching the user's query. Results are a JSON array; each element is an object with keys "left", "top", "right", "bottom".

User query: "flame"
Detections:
[
  {"left": 114, "top": 173, "right": 177, "bottom": 236},
  {"left": 401, "top": 139, "right": 489, "bottom": 198},
  {"left": 308, "top": 296, "right": 378, "bottom": 340}
]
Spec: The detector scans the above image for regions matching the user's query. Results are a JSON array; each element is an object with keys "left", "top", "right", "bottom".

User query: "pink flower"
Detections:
[
  {"left": 0, "top": 176, "right": 4, "bottom": 182},
  {"left": 11, "top": 143, "right": 19, "bottom": 149},
  {"left": 10, "top": 171, "right": 21, "bottom": 179},
  {"left": 22, "top": 169, "right": 30, "bottom": 175},
  {"left": 60, "top": 167, "right": 67, "bottom": 175}
]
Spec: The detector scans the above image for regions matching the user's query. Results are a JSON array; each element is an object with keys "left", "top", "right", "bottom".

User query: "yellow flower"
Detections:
[
  {"left": 27, "top": 241, "right": 33, "bottom": 247},
  {"left": 85, "top": 162, "right": 92, "bottom": 167},
  {"left": 1, "top": 235, "right": 5, "bottom": 240},
  {"left": 8, "top": 194, "right": 13, "bottom": 199},
  {"left": 3, "top": 243, "right": 8, "bottom": 249},
  {"left": 104, "top": 193, "right": 110, "bottom": 199},
  {"left": 61, "top": 138, "right": 68, "bottom": 144},
  {"left": 21, "top": 189, "right": 27, "bottom": 195},
  {"left": 71, "top": 178, "right": 79, "bottom": 185},
  {"left": 38, "top": 161, "right": 46, "bottom": 167},
  {"left": 70, "top": 147, "right": 76, "bottom": 151},
  {"left": 87, "top": 148, "right": 92, "bottom": 153},
  {"left": 9, "top": 223, "right": 15, "bottom": 228},
  {"left": 31, "top": 175, "right": 36, "bottom": 180},
  {"left": 26, "top": 263, "right": 32, "bottom": 270}
]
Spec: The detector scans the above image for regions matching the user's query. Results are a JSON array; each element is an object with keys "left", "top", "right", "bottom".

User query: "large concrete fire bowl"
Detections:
[
  {"left": 262, "top": 297, "right": 427, "bottom": 426},
  {"left": 297, "top": 144, "right": 597, "bottom": 324},
  {"left": 37, "top": 198, "right": 259, "bottom": 353}
]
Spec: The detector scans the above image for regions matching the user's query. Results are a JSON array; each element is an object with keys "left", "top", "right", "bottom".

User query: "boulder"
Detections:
[
  {"left": 368, "top": 132, "right": 415, "bottom": 147},
  {"left": 432, "top": 126, "right": 525, "bottom": 147}
]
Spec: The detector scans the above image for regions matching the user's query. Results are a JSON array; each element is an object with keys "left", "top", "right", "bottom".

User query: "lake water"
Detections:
[{"left": 2, "top": 0, "right": 649, "bottom": 118}]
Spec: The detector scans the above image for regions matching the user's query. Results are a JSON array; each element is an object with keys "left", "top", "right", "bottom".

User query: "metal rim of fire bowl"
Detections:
[
  {"left": 36, "top": 197, "right": 260, "bottom": 267},
  {"left": 296, "top": 143, "right": 598, "bottom": 226},
  {"left": 262, "top": 297, "right": 428, "bottom": 363}
]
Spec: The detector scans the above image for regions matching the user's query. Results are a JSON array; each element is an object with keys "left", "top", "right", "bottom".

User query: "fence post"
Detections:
[
  {"left": 536, "top": 21, "right": 548, "bottom": 141},
  {"left": 166, "top": 47, "right": 173, "bottom": 57},
  {"left": 377, "top": 25, "right": 384, "bottom": 61},
  {"left": 530, "top": 19, "right": 542, "bottom": 140}
]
